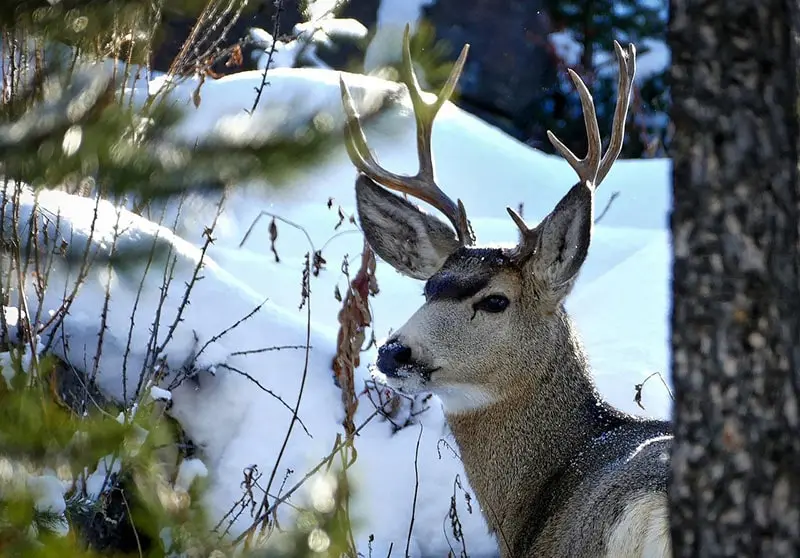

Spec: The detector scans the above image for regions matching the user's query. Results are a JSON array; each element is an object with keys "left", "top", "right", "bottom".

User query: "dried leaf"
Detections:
[
  {"left": 312, "top": 250, "right": 326, "bottom": 276},
  {"left": 226, "top": 45, "right": 244, "bottom": 68},
  {"left": 335, "top": 206, "right": 345, "bottom": 230},
  {"left": 192, "top": 75, "right": 205, "bottom": 108},
  {"left": 268, "top": 217, "right": 280, "bottom": 262},
  {"left": 634, "top": 383, "right": 645, "bottom": 410},
  {"left": 299, "top": 253, "right": 310, "bottom": 310},
  {"left": 331, "top": 241, "right": 379, "bottom": 436}
]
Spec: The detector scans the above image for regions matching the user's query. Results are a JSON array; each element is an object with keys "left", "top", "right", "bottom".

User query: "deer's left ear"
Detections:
[{"left": 524, "top": 182, "right": 593, "bottom": 303}]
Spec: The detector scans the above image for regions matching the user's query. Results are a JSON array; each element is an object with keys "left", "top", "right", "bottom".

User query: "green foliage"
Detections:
[
  {"left": 0, "top": 356, "right": 126, "bottom": 470},
  {"left": 0, "top": 0, "right": 375, "bottom": 206},
  {"left": 0, "top": 2, "right": 374, "bottom": 556},
  {"left": 0, "top": 349, "right": 234, "bottom": 557},
  {"left": 0, "top": 59, "right": 341, "bottom": 203}
]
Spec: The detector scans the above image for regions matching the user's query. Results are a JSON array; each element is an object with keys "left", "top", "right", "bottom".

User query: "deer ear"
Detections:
[
  {"left": 355, "top": 175, "right": 460, "bottom": 280},
  {"left": 525, "top": 182, "right": 593, "bottom": 303}
]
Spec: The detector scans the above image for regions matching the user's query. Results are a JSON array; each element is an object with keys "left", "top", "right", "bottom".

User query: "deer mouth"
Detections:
[
  {"left": 372, "top": 362, "right": 440, "bottom": 392},
  {"left": 373, "top": 339, "right": 440, "bottom": 392}
]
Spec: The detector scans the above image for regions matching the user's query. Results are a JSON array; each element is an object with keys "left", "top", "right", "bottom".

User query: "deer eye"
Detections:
[{"left": 473, "top": 294, "right": 510, "bottom": 314}]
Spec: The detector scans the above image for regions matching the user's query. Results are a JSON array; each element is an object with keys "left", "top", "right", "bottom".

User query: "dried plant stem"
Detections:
[{"left": 233, "top": 406, "right": 384, "bottom": 547}]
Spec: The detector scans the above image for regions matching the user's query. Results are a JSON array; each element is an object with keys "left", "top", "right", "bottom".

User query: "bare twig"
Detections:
[
  {"left": 594, "top": 191, "right": 620, "bottom": 224},
  {"left": 90, "top": 199, "right": 125, "bottom": 390},
  {"left": 405, "top": 423, "right": 423, "bottom": 558},
  {"left": 249, "top": 0, "right": 285, "bottom": 114},
  {"left": 214, "top": 464, "right": 263, "bottom": 537},
  {"left": 443, "top": 474, "right": 470, "bottom": 558},
  {"left": 121, "top": 202, "right": 171, "bottom": 406},
  {"left": 233, "top": 405, "right": 384, "bottom": 546},
  {"left": 39, "top": 194, "right": 104, "bottom": 350},
  {"left": 634, "top": 371, "right": 674, "bottom": 410},
  {"left": 120, "top": 489, "right": 144, "bottom": 558},
  {"left": 137, "top": 250, "right": 178, "bottom": 398},
  {"left": 193, "top": 299, "right": 268, "bottom": 362},
  {"left": 240, "top": 211, "right": 316, "bottom": 255},
  {"left": 156, "top": 198, "right": 226, "bottom": 357},
  {"left": 250, "top": 251, "right": 314, "bottom": 542},
  {"left": 229, "top": 344, "right": 310, "bottom": 357},
  {"left": 216, "top": 362, "right": 311, "bottom": 437}
]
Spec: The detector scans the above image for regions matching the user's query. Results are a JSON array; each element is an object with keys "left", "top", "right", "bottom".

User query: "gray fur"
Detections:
[
  {"left": 357, "top": 176, "right": 672, "bottom": 557},
  {"left": 355, "top": 175, "right": 460, "bottom": 280},
  {"left": 526, "top": 182, "right": 594, "bottom": 305}
]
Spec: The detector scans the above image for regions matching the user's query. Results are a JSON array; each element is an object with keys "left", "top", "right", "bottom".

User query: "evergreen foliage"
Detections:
[{"left": 0, "top": 1, "right": 367, "bottom": 556}]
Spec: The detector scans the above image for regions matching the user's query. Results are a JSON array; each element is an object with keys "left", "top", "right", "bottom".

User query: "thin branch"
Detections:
[
  {"left": 90, "top": 199, "right": 125, "bottom": 390},
  {"left": 217, "top": 362, "right": 311, "bottom": 437},
  {"left": 249, "top": 0, "right": 285, "bottom": 114},
  {"left": 239, "top": 211, "right": 316, "bottom": 255},
  {"left": 120, "top": 489, "right": 144, "bottom": 558},
  {"left": 594, "top": 190, "right": 620, "bottom": 224},
  {"left": 193, "top": 299, "right": 268, "bottom": 362},
  {"left": 229, "top": 344, "right": 310, "bottom": 357},
  {"left": 634, "top": 371, "right": 674, "bottom": 410},
  {"left": 121, "top": 202, "right": 170, "bottom": 406},
  {"left": 155, "top": 197, "right": 226, "bottom": 357},
  {"left": 233, "top": 406, "right": 384, "bottom": 547},
  {"left": 405, "top": 423, "right": 423, "bottom": 558},
  {"left": 252, "top": 252, "right": 314, "bottom": 541}
]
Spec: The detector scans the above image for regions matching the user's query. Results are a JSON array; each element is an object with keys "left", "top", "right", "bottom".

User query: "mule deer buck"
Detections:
[{"left": 339, "top": 26, "right": 672, "bottom": 558}]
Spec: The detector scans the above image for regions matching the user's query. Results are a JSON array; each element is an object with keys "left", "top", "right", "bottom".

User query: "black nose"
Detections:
[{"left": 377, "top": 340, "right": 413, "bottom": 377}]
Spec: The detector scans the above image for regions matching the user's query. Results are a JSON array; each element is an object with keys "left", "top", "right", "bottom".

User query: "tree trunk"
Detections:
[{"left": 669, "top": 1, "right": 800, "bottom": 556}]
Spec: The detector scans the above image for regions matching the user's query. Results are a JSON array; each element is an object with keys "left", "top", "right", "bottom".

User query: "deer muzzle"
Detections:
[{"left": 376, "top": 340, "right": 414, "bottom": 378}]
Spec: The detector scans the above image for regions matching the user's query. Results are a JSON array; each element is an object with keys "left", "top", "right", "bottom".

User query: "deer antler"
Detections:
[
  {"left": 339, "top": 24, "right": 474, "bottom": 246},
  {"left": 508, "top": 40, "right": 637, "bottom": 247}
]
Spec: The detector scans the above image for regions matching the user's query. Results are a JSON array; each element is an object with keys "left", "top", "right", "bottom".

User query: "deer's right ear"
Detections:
[{"left": 355, "top": 175, "right": 460, "bottom": 280}]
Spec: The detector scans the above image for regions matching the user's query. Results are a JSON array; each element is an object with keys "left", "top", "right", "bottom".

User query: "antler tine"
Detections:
[
  {"left": 596, "top": 41, "right": 637, "bottom": 185},
  {"left": 546, "top": 69, "right": 603, "bottom": 188},
  {"left": 338, "top": 24, "right": 474, "bottom": 245},
  {"left": 339, "top": 77, "right": 395, "bottom": 183},
  {"left": 399, "top": 24, "right": 470, "bottom": 182},
  {"left": 507, "top": 41, "right": 638, "bottom": 260}
]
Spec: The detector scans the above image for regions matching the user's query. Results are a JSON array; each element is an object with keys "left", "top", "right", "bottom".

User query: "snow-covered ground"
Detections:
[{"left": 5, "top": 52, "right": 672, "bottom": 557}]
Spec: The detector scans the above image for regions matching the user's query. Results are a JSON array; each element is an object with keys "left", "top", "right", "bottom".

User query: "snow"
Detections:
[
  {"left": 249, "top": 3, "right": 368, "bottom": 72},
  {"left": 27, "top": 474, "right": 67, "bottom": 515},
  {"left": 363, "top": 0, "right": 437, "bottom": 73},
  {"left": 0, "top": 457, "right": 69, "bottom": 537},
  {"left": 85, "top": 455, "right": 121, "bottom": 499},
  {"left": 8, "top": 52, "right": 672, "bottom": 556},
  {"left": 150, "top": 385, "right": 173, "bottom": 402},
  {"left": 175, "top": 458, "right": 209, "bottom": 493}
]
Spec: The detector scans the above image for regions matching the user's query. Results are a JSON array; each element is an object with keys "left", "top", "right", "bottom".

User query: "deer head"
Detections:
[{"left": 339, "top": 27, "right": 636, "bottom": 414}]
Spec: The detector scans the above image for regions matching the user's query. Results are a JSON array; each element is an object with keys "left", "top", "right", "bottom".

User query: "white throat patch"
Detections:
[{"left": 434, "top": 384, "right": 497, "bottom": 415}]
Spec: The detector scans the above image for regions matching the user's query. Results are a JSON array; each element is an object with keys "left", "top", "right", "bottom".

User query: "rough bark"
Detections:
[{"left": 669, "top": 0, "right": 800, "bottom": 556}]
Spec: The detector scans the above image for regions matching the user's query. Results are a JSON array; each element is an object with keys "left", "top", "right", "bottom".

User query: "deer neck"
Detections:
[{"left": 444, "top": 322, "right": 614, "bottom": 555}]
